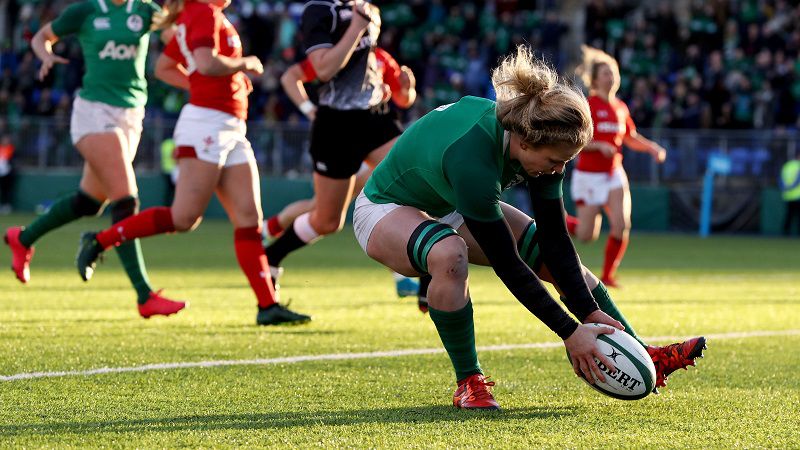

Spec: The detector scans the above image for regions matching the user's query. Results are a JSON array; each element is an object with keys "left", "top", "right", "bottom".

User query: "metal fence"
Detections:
[
  {"left": 7, "top": 116, "right": 799, "bottom": 187},
  {"left": 9, "top": 115, "right": 315, "bottom": 177}
]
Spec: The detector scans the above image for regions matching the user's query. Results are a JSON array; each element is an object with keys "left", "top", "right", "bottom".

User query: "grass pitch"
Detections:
[{"left": 1, "top": 213, "right": 798, "bottom": 448}]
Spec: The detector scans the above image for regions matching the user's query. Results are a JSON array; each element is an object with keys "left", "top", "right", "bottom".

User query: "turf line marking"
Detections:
[{"left": 2, "top": 329, "right": 798, "bottom": 382}]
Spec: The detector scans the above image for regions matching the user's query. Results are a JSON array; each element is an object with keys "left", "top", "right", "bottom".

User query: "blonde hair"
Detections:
[
  {"left": 576, "top": 45, "right": 621, "bottom": 97},
  {"left": 154, "top": 0, "right": 185, "bottom": 30},
  {"left": 492, "top": 45, "right": 593, "bottom": 150}
]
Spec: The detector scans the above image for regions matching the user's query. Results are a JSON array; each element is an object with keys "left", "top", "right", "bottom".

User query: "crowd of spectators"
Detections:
[{"left": 1, "top": 0, "right": 800, "bottom": 131}]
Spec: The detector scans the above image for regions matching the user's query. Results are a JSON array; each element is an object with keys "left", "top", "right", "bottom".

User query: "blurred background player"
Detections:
[
  {"left": 354, "top": 47, "right": 704, "bottom": 408},
  {"left": 568, "top": 46, "right": 667, "bottom": 288},
  {"left": 76, "top": 0, "right": 310, "bottom": 325},
  {"left": 2, "top": 0, "right": 185, "bottom": 318},
  {"left": 780, "top": 153, "right": 800, "bottom": 236},
  {"left": 265, "top": 46, "right": 420, "bottom": 298},
  {"left": 263, "top": 1, "right": 408, "bottom": 304}
]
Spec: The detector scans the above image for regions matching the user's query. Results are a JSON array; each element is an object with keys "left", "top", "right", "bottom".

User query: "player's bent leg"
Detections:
[
  {"left": 217, "top": 161, "right": 310, "bottom": 325},
  {"left": 361, "top": 204, "right": 498, "bottom": 410},
  {"left": 76, "top": 158, "right": 216, "bottom": 281}
]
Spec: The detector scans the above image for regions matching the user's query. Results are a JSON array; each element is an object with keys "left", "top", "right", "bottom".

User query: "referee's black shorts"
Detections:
[{"left": 309, "top": 105, "right": 403, "bottom": 179}]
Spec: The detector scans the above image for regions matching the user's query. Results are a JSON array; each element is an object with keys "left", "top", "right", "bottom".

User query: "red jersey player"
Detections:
[
  {"left": 570, "top": 46, "right": 667, "bottom": 288},
  {"left": 76, "top": 0, "right": 311, "bottom": 325}
]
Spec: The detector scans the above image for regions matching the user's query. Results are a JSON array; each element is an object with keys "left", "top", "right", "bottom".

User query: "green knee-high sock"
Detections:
[
  {"left": 591, "top": 282, "right": 646, "bottom": 346},
  {"left": 429, "top": 300, "right": 482, "bottom": 381},
  {"left": 115, "top": 240, "right": 153, "bottom": 304},
  {"left": 19, "top": 191, "right": 102, "bottom": 247},
  {"left": 110, "top": 197, "right": 153, "bottom": 304}
]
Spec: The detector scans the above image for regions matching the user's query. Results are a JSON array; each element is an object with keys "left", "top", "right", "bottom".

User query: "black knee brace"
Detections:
[
  {"left": 517, "top": 220, "right": 543, "bottom": 272},
  {"left": 406, "top": 220, "right": 459, "bottom": 274},
  {"left": 71, "top": 190, "right": 104, "bottom": 217},
  {"left": 111, "top": 196, "right": 140, "bottom": 224}
]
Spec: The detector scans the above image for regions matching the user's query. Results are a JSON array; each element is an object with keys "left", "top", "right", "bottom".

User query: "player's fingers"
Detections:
[
  {"left": 570, "top": 356, "right": 581, "bottom": 377},
  {"left": 589, "top": 357, "right": 607, "bottom": 383},
  {"left": 595, "top": 351, "right": 616, "bottom": 375},
  {"left": 38, "top": 65, "right": 49, "bottom": 81},
  {"left": 53, "top": 56, "right": 69, "bottom": 64},
  {"left": 593, "top": 326, "right": 615, "bottom": 336},
  {"left": 578, "top": 358, "right": 593, "bottom": 384}
]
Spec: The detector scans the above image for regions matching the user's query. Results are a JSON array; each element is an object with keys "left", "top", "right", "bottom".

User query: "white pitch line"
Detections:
[{"left": 2, "top": 329, "right": 798, "bottom": 382}]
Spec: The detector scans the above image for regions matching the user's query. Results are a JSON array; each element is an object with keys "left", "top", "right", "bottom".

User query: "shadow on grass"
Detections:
[{"left": 0, "top": 405, "right": 578, "bottom": 436}]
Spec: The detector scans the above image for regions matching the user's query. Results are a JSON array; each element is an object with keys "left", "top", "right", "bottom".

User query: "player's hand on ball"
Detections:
[
  {"left": 564, "top": 324, "right": 617, "bottom": 384},
  {"left": 39, "top": 54, "right": 69, "bottom": 81},
  {"left": 583, "top": 310, "right": 624, "bottom": 331},
  {"left": 242, "top": 56, "right": 263, "bottom": 75}
]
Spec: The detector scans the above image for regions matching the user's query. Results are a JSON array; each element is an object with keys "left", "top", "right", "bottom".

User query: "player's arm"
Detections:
[
  {"left": 526, "top": 174, "right": 601, "bottom": 319},
  {"left": 623, "top": 132, "right": 666, "bottom": 163},
  {"left": 34, "top": 2, "right": 94, "bottom": 81},
  {"left": 621, "top": 107, "right": 666, "bottom": 162},
  {"left": 187, "top": 10, "right": 262, "bottom": 77},
  {"left": 193, "top": 48, "right": 263, "bottom": 77},
  {"left": 281, "top": 60, "right": 317, "bottom": 120},
  {"left": 31, "top": 24, "right": 68, "bottom": 81},
  {"left": 305, "top": 1, "right": 372, "bottom": 82},
  {"left": 155, "top": 53, "right": 190, "bottom": 90}
]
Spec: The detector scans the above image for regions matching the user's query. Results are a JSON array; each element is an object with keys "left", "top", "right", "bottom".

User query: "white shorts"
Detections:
[
  {"left": 353, "top": 191, "right": 464, "bottom": 252},
  {"left": 570, "top": 167, "right": 628, "bottom": 206},
  {"left": 70, "top": 96, "right": 144, "bottom": 153},
  {"left": 173, "top": 104, "right": 253, "bottom": 167}
]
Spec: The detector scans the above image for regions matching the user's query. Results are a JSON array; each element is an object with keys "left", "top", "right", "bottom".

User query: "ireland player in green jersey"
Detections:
[
  {"left": 3, "top": 0, "right": 185, "bottom": 318},
  {"left": 354, "top": 46, "right": 705, "bottom": 409}
]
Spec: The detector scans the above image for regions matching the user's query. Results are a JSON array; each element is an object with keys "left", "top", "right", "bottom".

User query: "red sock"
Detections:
[
  {"left": 234, "top": 226, "right": 277, "bottom": 308},
  {"left": 266, "top": 216, "right": 284, "bottom": 237},
  {"left": 96, "top": 207, "right": 175, "bottom": 249},
  {"left": 602, "top": 236, "right": 628, "bottom": 281},
  {"left": 566, "top": 214, "right": 579, "bottom": 236}
]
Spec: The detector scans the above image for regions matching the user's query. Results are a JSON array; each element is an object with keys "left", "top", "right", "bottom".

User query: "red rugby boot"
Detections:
[
  {"left": 138, "top": 290, "right": 186, "bottom": 319},
  {"left": 4, "top": 226, "right": 34, "bottom": 283},
  {"left": 452, "top": 374, "right": 500, "bottom": 410},
  {"left": 646, "top": 336, "right": 706, "bottom": 390}
]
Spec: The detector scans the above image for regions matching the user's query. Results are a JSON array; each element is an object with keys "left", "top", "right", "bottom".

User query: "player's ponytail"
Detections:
[
  {"left": 153, "top": 0, "right": 185, "bottom": 30},
  {"left": 575, "top": 45, "right": 621, "bottom": 98},
  {"left": 492, "top": 45, "right": 593, "bottom": 151}
]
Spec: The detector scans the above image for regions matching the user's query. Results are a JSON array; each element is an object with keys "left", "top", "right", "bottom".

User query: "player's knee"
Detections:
[
  {"left": 426, "top": 237, "right": 468, "bottom": 282},
  {"left": 311, "top": 215, "right": 344, "bottom": 235},
  {"left": 232, "top": 209, "right": 260, "bottom": 229},
  {"left": 575, "top": 229, "right": 597, "bottom": 243},
  {"left": 172, "top": 212, "right": 203, "bottom": 232}
]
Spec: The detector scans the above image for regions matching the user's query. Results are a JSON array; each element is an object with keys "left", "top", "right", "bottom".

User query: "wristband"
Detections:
[{"left": 299, "top": 100, "right": 316, "bottom": 117}]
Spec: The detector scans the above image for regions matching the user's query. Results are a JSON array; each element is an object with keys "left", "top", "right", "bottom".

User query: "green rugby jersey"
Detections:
[
  {"left": 51, "top": 0, "right": 160, "bottom": 108},
  {"left": 364, "top": 96, "right": 563, "bottom": 222}
]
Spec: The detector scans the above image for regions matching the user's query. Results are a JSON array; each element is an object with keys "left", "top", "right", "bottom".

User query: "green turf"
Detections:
[{"left": 1, "top": 213, "right": 798, "bottom": 448}]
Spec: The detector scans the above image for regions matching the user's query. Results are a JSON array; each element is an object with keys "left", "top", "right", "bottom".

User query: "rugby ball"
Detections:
[{"left": 566, "top": 323, "right": 656, "bottom": 400}]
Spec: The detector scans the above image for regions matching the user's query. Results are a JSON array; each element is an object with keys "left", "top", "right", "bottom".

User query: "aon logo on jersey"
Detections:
[{"left": 99, "top": 41, "right": 138, "bottom": 60}]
